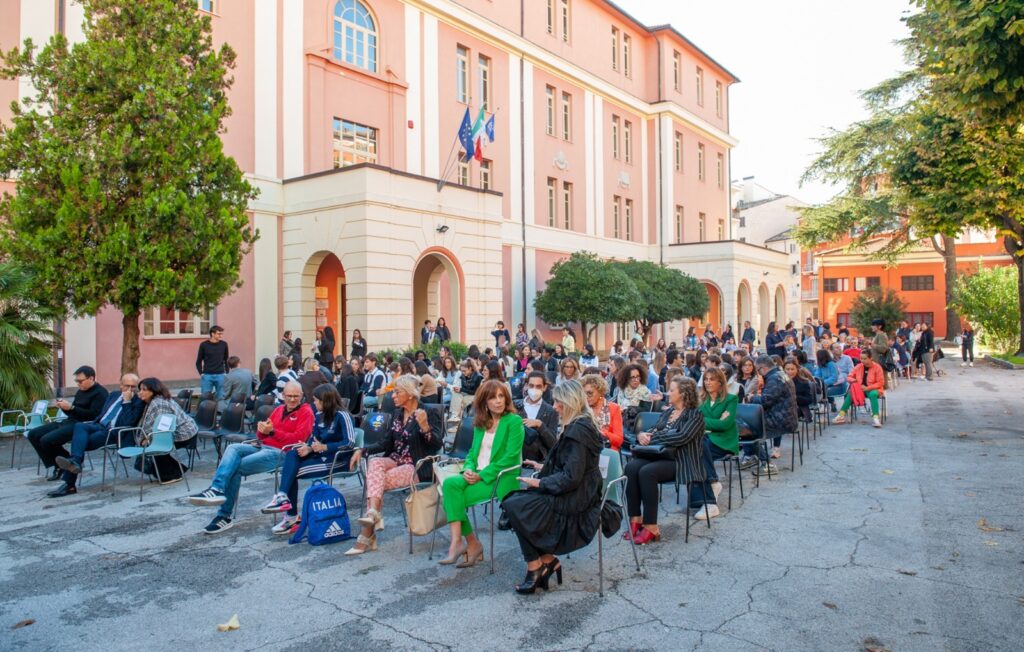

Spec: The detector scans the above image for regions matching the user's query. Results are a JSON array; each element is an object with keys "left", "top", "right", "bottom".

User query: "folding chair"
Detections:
[
  {"left": 193, "top": 400, "right": 218, "bottom": 462},
  {"left": 174, "top": 389, "right": 194, "bottom": 414},
  {"left": 209, "top": 403, "right": 247, "bottom": 462},
  {"left": 113, "top": 414, "right": 191, "bottom": 501},
  {"left": 597, "top": 448, "right": 640, "bottom": 596},
  {"left": 737, "top": 403, "right": 773, "bottom": 487},
  {"left": 3, "top": 399, "right": 48, "bottom": 469},
  {"left": 448, "top": 418, "right": 475, "bottom": 458}
]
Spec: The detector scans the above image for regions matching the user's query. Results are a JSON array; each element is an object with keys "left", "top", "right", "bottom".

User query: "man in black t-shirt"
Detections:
[{"left": 196, "top": 325, "right": 229, "bottom": 399}]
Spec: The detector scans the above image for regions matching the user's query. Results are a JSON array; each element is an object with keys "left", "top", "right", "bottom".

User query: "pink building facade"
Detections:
[{"left": 2, "top": 0, "right": 793, "bottom": 386}]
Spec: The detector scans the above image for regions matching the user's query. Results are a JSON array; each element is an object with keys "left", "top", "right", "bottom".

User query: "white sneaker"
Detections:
[
  {"left": 961, "top": 362, "right": 968, "bottom": 367},
  {"left": 694, "top": 504, "right": 720, "bottom": 520},
  {"left": 872, "top": 415, "right": 882, "bottom": 428},
  {"left": 272, "top": 514, "right": 300, "bottom": 535},
  {"left": 969, "top": 362, "right": 974, "bottom": 367},
  {"left": 711, "top": 482, "right": 723, "bottom": 499}
]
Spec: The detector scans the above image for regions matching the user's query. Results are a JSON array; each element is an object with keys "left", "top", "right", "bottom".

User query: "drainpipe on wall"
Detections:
[
  {"left": 656, "top": 38, "right": 664, "bottom": 266},
  {"left": 519, "top": 1, "right": 527, "bottom": 326}
]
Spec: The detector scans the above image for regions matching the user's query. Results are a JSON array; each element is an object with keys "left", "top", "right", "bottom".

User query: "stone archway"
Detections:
[
  {"left": 736, "top": 281, "right": 752, "bottom": 329},
  {"left": 412, "top": 249, "right": 464, "bottom": 343},
  {"left": 775, "top": 284, "right": 787, "bottom": 325},
  {"left": 293, "top": 250, "right": 347, "bottom": 350},
  {"left": 700, "top": 281, "right": 723, "bottom": 331}
]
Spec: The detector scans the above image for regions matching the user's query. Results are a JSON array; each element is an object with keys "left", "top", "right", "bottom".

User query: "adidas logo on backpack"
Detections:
[{"left": 289, "top": 480, "right": 353, "bottom": 546}]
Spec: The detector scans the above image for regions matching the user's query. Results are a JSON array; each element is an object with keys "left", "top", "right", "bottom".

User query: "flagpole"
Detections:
[{"left": 437, "top": 105, "right": 501, "bottom": 192}]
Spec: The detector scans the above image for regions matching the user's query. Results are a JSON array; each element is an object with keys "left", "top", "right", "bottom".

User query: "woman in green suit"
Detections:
[
  {"left": 693, "top": 367, "right": 739, "bottom": 520},
  {"left": 440, "top": 379, "right": 524, "bottom": 567}
]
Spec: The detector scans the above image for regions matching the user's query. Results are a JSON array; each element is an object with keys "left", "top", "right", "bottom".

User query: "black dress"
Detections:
[{"left": 502, "top": 416, "right": 603, "bottom": 557}]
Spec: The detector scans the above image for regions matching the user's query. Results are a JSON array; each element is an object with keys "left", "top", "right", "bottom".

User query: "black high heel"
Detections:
[
  {"left": 515, "top": 567, "right": 545, "bottom": 594},
  {"left": 544, "top": 557, "right": 563, "bottom": 586}
]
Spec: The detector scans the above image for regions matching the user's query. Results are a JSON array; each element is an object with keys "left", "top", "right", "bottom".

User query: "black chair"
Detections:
[
  {"left": 211, "top": 402, "right": 247, "bottom": 461},
  {"left": 545, "top": 371, "right": 558, "bottom": 387},
  {"left": 192, "top": 400, "right": 218, "bottom": 467},
  {"left": 634, "top": 411, "right": 662, "bottom": 434},
  {"left": 361, "top": 411, "right": 392, "bottom": 448},
  {"left": 174, "top": 389, "right": 193, "bottom": 414},
  {"left": 736, "top": 403, "right": 773, "bottom": 487},
  {"left": 377, "top": 392, "right": 395, "bottom": 415},
  {"left": 449, "top": 417, "right": 475, "bottom": 459},
  {"left": 718, "top": 451, "right": 745, "bottom": 510},
  {"left": 252, "top": 404, "right": 275, "bottom": 427}
]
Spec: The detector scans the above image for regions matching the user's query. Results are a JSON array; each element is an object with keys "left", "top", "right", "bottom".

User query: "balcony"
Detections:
[{"left": 802, "top": 290, "right": 819, "bottom": 301}]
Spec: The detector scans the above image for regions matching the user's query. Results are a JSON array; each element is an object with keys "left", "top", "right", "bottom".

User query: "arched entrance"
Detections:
[
  {"left": 758, "top": 283, "right": 771, "bottom": 336},
  {"left": 312, "top": 252, "right": 346, "bottom": 345},
  {"left": 700, "top": 281, "right": 722, "bottom": 330},
  {"left": 736, "top": 281, "right": 752, "bottom": 329},
  {"left": 774, "top": 285, "right": 787, "bottom": 324},
  {"left": 413, "top": 249, "right": 463, "bottom": 344}
]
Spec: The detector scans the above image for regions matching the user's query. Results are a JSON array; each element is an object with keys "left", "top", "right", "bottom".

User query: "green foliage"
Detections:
[
  {"left": 951, "top": 264, "right": 1020, "bottom": 353},
  {"left": 848, "top": 287, "right": 908, "bottom": 336},
  {"left": 534, "top": 252, "right": 642, "bottom": 345},
  {"left": 0, "top": 263, "right": 61, "bottom": 408},
  {"left": 376, "top": 341, "right": 470, "bottom": 363},
  {"left": 0, "top": 0, "right": 258, "bottom": 373},
  {"left": 613, "top": 259, "right": 708, "bottom": 338}
]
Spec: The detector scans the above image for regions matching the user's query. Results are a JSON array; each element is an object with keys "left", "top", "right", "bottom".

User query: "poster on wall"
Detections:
[{"left": 315, "top": 288, "right": 328, "bottom": 329}]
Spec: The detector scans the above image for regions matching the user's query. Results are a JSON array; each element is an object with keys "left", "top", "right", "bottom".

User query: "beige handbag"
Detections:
[{"left": 404, "top": 481, "right": 447, "bottom": 536}]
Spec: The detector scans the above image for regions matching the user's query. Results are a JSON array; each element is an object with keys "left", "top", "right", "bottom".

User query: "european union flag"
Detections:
[{"left": 458, "top": 107, "right": 475, "bottom": 161}]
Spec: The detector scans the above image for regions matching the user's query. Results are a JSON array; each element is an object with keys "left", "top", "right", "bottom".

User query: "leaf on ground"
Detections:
[
  {"left": 965, "top": 491, "right": 977, "bottom": 497},
  {"left": 881, "top": 469, "right": 895, "bottom": 475},
  {"left": 977, "top": 518, "right": 1005, "bottom": 533},
  {"left": 849, "top": 447, "right": 869, "bottom": 452},
  {"left": 956, "top": 432, "right": 969, "bottom": 438},
  {"left": 897, "top": 569, "right": 917, "bottom": 576},
  {"left": 862, "top": 636, "right": 890, "bottom": 652},
  {"left": 216, "top": 614, "right": 240, "bottom": 632},
  {"left": 823, "top": 601, "right": 838, "bottom": 610},
  {"left": 10, "top": 619, "right": 34, "bottom": 630},
  {"left": 884, "top": 487, "right": 901, "bottom": 492},
  {"left": 983, "top": 540, "right": 999, "bottom": 547}
]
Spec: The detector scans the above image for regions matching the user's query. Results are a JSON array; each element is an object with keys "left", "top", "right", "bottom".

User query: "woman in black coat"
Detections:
[
  {"left": 318, "top": 326, "right": 336, "bottom": 368},
  {"left": 334, "top": 363, "right": 361, "bottom": 411},
  {"left": 502, "top": 380, "right": 604, "bottom": 594}
]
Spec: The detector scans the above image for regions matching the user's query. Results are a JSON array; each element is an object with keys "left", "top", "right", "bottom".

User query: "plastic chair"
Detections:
[
  {"left": 3, "top": 399, "right": 48, "bottom": 468},
  {"left": 212, "top": 403, "right": 248, "bottom": 460},
  {"left": 448, "top": 417, "right": 475, "bottom": 459},
  {"left": 597, "top": 448, "right": 640, "bottom": 596},
  {"left": 192, "top": 400, "right": 218, "bottom": 461},
  {"left": 174, "top": 389, "right": 194, "bottom": 414},
  {"left": 114, "top": 413, "right": 190, "bottom": 501}
]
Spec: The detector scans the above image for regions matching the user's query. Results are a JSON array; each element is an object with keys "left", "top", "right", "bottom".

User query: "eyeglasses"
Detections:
[
  {"left": 120, "top": 384, "right": 138, "bottom": 390},
  {"left": 73, "top": 377, "right": 88, "bottom": 385},
  {"left": 629, "top": 374, "right": 641, "bottom": 380}
]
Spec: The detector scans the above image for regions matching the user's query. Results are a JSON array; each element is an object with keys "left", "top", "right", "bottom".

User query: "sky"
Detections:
[{"left": 615, "top": 0, "right": 913, "bottom": 205}]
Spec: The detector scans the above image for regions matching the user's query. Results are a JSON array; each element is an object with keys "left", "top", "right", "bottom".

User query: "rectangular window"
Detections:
[
  {"left": 673, "top": 51, "right": 681, "bottom": 91},
  {"left": 546, "top": 0, "right": 554, "bottom": 34},
  {"left": 674, "top": 131, "right": 682, "bottom": 172},
  {"left": 456, "top": 45, "right": 469, "bottom": 104},
  {"left": 562, "top": 182, "right": 572, "bottom": 230},
  {"left": 905, "top": 312, "right": 934, "bottom": 327},
  {"left": 901, "top": 275, "right": 934, "bottom": 291},
  {"left": 717, "top": 218, "right": 725, "bottom": 240},
  {"left": 332, "top": 118, "right": 378, "bottom": 168},
  {"left": 561, "top": 92, "right": 572, "bottom": 140},
  {"left": 478, "top": 54, "right": 491, "bottom": 112},
  {"left": 143, "top": 307, "right": 212, "bottom": 338},
  {"left": 696, "top": 66, "right": 704, "bottom": 105},
  {"left": 854, "top": 276, "right": 881, "bottom": 291},
  {"left": 611, "top": 27, "right": 619, "bottom": 71},
  {"left": 547, "top": 178, "right": 557, "bottom": 227},
  {"left": 836, "top": 313, "right": 850, "bottom": 328},
  {"left": 716, "top": 153, "right": 724, "bottom": 188},
  {"left": 458, "top": 158, "right": 469, "bottom": 186},
  {"left": 624, "top": 120, "right": 632, "bottom": 164},
  {"left": 715, "top": 80, "right": 723, "bottom": 117},
  {"left": 199, "top": 0, "right": 216, "bottom": 12},
  {"left": 611, "top": 115, "right": 620, "bottom": 159},
  {"left": 789, "top": 243, "right": 797, "bottom": 254},
  {"left": 791, "top": 264, "right": 799, "bottom": 275},
  {"left": 823, "top": 278, "right": 850, "bottom": 292},
  {"left": 697, "top": 143, "right": 706, "bottom": 181},
  {"left": 622, "top": 34, "right": 631, "bottom": 77},
  {"left": 545, "top": 86, "right": 555, "bottom": 136},
  {"left": 625, "top": 199, "right": 634, "bottom": 241},
  {"left": 612, "top": 196, "right": 621, "bottom": 238},
  {"left": 479, "top": 159, "right": 491, "bottom": 190},
  {"left": 674, "top": 205, "right": 684, "bottom": 243},
  {"left": 698, "top": 212, "right": 706, "bottom": 242},
  {"left": 560, "top": 0, "right": 570, "bottom": 42}
]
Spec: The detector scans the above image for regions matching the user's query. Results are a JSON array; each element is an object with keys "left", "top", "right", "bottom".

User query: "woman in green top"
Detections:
[
  {"left": 440, "top": 379, "right": 524, "bottom": 567},
  {"left": 693, "top": 367, "right": 739, "bottom": 520}
]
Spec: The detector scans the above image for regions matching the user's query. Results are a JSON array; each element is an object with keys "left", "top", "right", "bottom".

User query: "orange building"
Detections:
[{"left": 809, "top": 231, "right": 1012, "bottom": 338}]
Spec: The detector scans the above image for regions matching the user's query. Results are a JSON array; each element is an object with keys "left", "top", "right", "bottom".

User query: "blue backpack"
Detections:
[{"left": 289, "top": 480, "right": 352, "bottom": 545}]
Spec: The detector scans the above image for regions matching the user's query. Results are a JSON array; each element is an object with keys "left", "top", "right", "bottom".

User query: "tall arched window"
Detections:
[{"left": 334, "top": 0, "right": 378, "bottom": 73}]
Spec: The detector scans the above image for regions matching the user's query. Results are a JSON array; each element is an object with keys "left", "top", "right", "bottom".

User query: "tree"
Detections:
[
  {"left": 0, "top": 0, "right": 258, "bottom": 375},
  {"left": 848, "top": 287, "right": 908, "bottom": 336},
  {"left": 613, "top": 259, "right": 708, "bottom": 342},
  {"left": 951, "top": 264, "right": 1020, "bottom": 354},
  {"left": 0, "top": 263, "right": 60, "bottom": 408},
  {"left": 534, "top": 252, "right": 642, "bottom": 346}
]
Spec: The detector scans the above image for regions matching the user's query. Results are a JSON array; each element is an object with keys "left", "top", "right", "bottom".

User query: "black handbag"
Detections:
[
  {"left": 630, "top": 444, "right": 674, "bottom": 461},
  {"left": 600, "top": 501, "right": 624, "bottom": 538}
]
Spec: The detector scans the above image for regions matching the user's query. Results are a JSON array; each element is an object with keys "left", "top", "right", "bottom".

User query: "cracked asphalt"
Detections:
[{"left": 1, "top": 360, "right": 1022, "bottom": 651}]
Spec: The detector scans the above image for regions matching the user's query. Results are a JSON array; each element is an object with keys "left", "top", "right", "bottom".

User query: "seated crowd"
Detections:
[{"left": 20, "top": 315, "right": 911, "bottom": 594}]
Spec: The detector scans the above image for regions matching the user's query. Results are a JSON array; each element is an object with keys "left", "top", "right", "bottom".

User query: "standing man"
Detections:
[
  {"left": 961, "top": 325, "right": 975, "bottom": 367},
  {"left": 919, "top": 323, "right": 936, "bottom": 381},
  {"left": 741, "top": 320, "right": 756, "bottom": 349},
  {"left": 196, "top": 325, "right": 229, "bottom": 399},
  {"left": 27, "top": 365, "right": 109, "bottom": 481},
  {"left": 420, "top": 320, "right": 433, "bottom": 345}
]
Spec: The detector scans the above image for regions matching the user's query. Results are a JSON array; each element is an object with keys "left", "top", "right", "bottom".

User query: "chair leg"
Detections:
[
  {"left": 737, "top": 459, "right": 745, "bottom": 500},
  {"left": 429, "top": 499, "right": 441, "bottom": 560},
  {"left": 139, "top": 454, "right": 147, "bottom": 502},
  {"left": 598, "top": 514, "right": 605, "bottom": 597},
  {"left": 684, "top": 485, "right": 691, "bottom": 543},
  {"left": 489, "top": 497, "right": 496, "bottom": 575}
]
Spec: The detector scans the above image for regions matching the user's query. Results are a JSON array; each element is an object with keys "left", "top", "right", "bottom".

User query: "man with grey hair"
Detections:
[
  {"left": 746, "top": 355, "right": 798, "bottom": 475},
  {"left": 189, "top": 381, "right": 313, "bottom": 534}
]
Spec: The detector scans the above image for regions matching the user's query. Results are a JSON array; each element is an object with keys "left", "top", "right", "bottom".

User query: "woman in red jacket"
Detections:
[
  {"left": 833, "top": 349, "right": 885, "bottom": 428},
  {"left": 581, "top": 374, "right": 623, "bottom": 450}
]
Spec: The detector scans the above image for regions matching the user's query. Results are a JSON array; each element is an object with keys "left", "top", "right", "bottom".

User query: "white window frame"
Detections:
[
  {"left": 143, "top": 307, "right": 213, "bottom": 339},
  {"left": 715, "top": 80, "right": 723, "bottom": 117},
  {"left": 611, "top": 27, "right": 619, "bottom": 71},
  {"left": 673, "top": 51, "right": 681, "bottom": 92},
  {"left": 546, "top": 0, "right": 554, "bottom": 34},
  {"left": 697, "top": 143, "right": 706, "bottom": 181},
  {"left": 611, "top": 115, "right": 620, "bottom": 159},
  {"left": 625, "top": 198, "right": 633, "bottom": 241},
  {"left": 674, "top": 131, "right": 682, "bottom": 172},
  {"left": 456, "top": 45, "right": 469, "bottom": 104},
  {"left": 717, "top": 218, "right": 724, "bottom": 240},
  {"left": 674, "top": 205, "right": 684, "bottom": 243},
  {"left": 698, "top": 212, "right": 706, "bottom": 242},
  {"left": 458, "top": 157, "right": 470, "bottom": 185},
  {"left": 716, "top": 153, "right": 724, "bottom": 188},
  {"left": 560, "top": 0, "right": 570, "bottom": 43},
  {"left": 562, "top": 181, "right": 572, "bottom": 230},
  {"left": 696, "top": 66, "right": 704, "bottom": 106},
  {"left": 622, "top": 33, "right": 631, "bottom": 77},
  {"left": 547, "top": 178, "right": 557, "bottom": 227},
  {"left": 561, "top": 91, "right": 572, "bottom": 141},
  {"left": 612, "top": 196, "right": 621, "bottom": 238},
  {"left": 479, "top": 159, "right": 491, "bottom": 190},
  {"left": 624, "top": 120, "right": 632, "bottom": 164},
  {"left": 332, "top": 117, "right": 378, "bottom": 168},
  {"left": 545, "top": 86, "right": 555, "bottom": 136},
  {"left": 198, "top": 0, "right": 216, "bottom": 13},
  {"left": 333, "top": 0, "right": 378, "bottom": 73},
  {"left": 478, "top": 54, "right": 491, "bottom": 112}
]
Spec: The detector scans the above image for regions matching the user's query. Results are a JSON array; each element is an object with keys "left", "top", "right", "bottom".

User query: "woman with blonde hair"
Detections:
[
  {"left": 556, "top": 357, "right": 581, "bottom": 385},
  {"left": 501, "top": 380, "right": 603, "bottom": 594},
  {"left": 439, "top": 380, "right": 524, "bottom": 567},
  {"left": 580, "top": 374, "right": 623, "bottom": 451}
]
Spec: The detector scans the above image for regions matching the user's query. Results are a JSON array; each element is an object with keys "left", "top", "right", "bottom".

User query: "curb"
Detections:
[{"left": 984, "top": 355, "right": 1024, "bottom": 370}]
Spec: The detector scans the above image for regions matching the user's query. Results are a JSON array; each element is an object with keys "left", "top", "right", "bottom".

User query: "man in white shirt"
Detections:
[{"left": 515, "top": 372, "right": 559, "bottom": 462}]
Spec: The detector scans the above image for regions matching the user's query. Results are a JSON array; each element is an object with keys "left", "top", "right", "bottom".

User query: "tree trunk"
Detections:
[
  {"left": 931, "top": 234, "right": 960, "bottom": 341},
  {"left": 121, "top": 311, "right": 141, "bottom": 376}
]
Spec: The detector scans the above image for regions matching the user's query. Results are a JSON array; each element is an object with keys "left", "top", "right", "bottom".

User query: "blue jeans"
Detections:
[
  {"left": 689, "top": 438, "right": 730, "bottom": 507},
  {"left": 277, "top": 449, "right": 354, "bottom": 516},
  {"left": 362, "top": 395, "right": 378, "bottom": 408},
  {"left": 211, "top": 443, "right": 283, "bottom": 518},
  {"left": 826, "top": 383, "right": 848, "bottom": 406},
  {"left": 62, "top": 422, "right": 111, "bottom": 486},
  {"left": 201, "top": 373, "right": 226, "bottom": 399}
]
